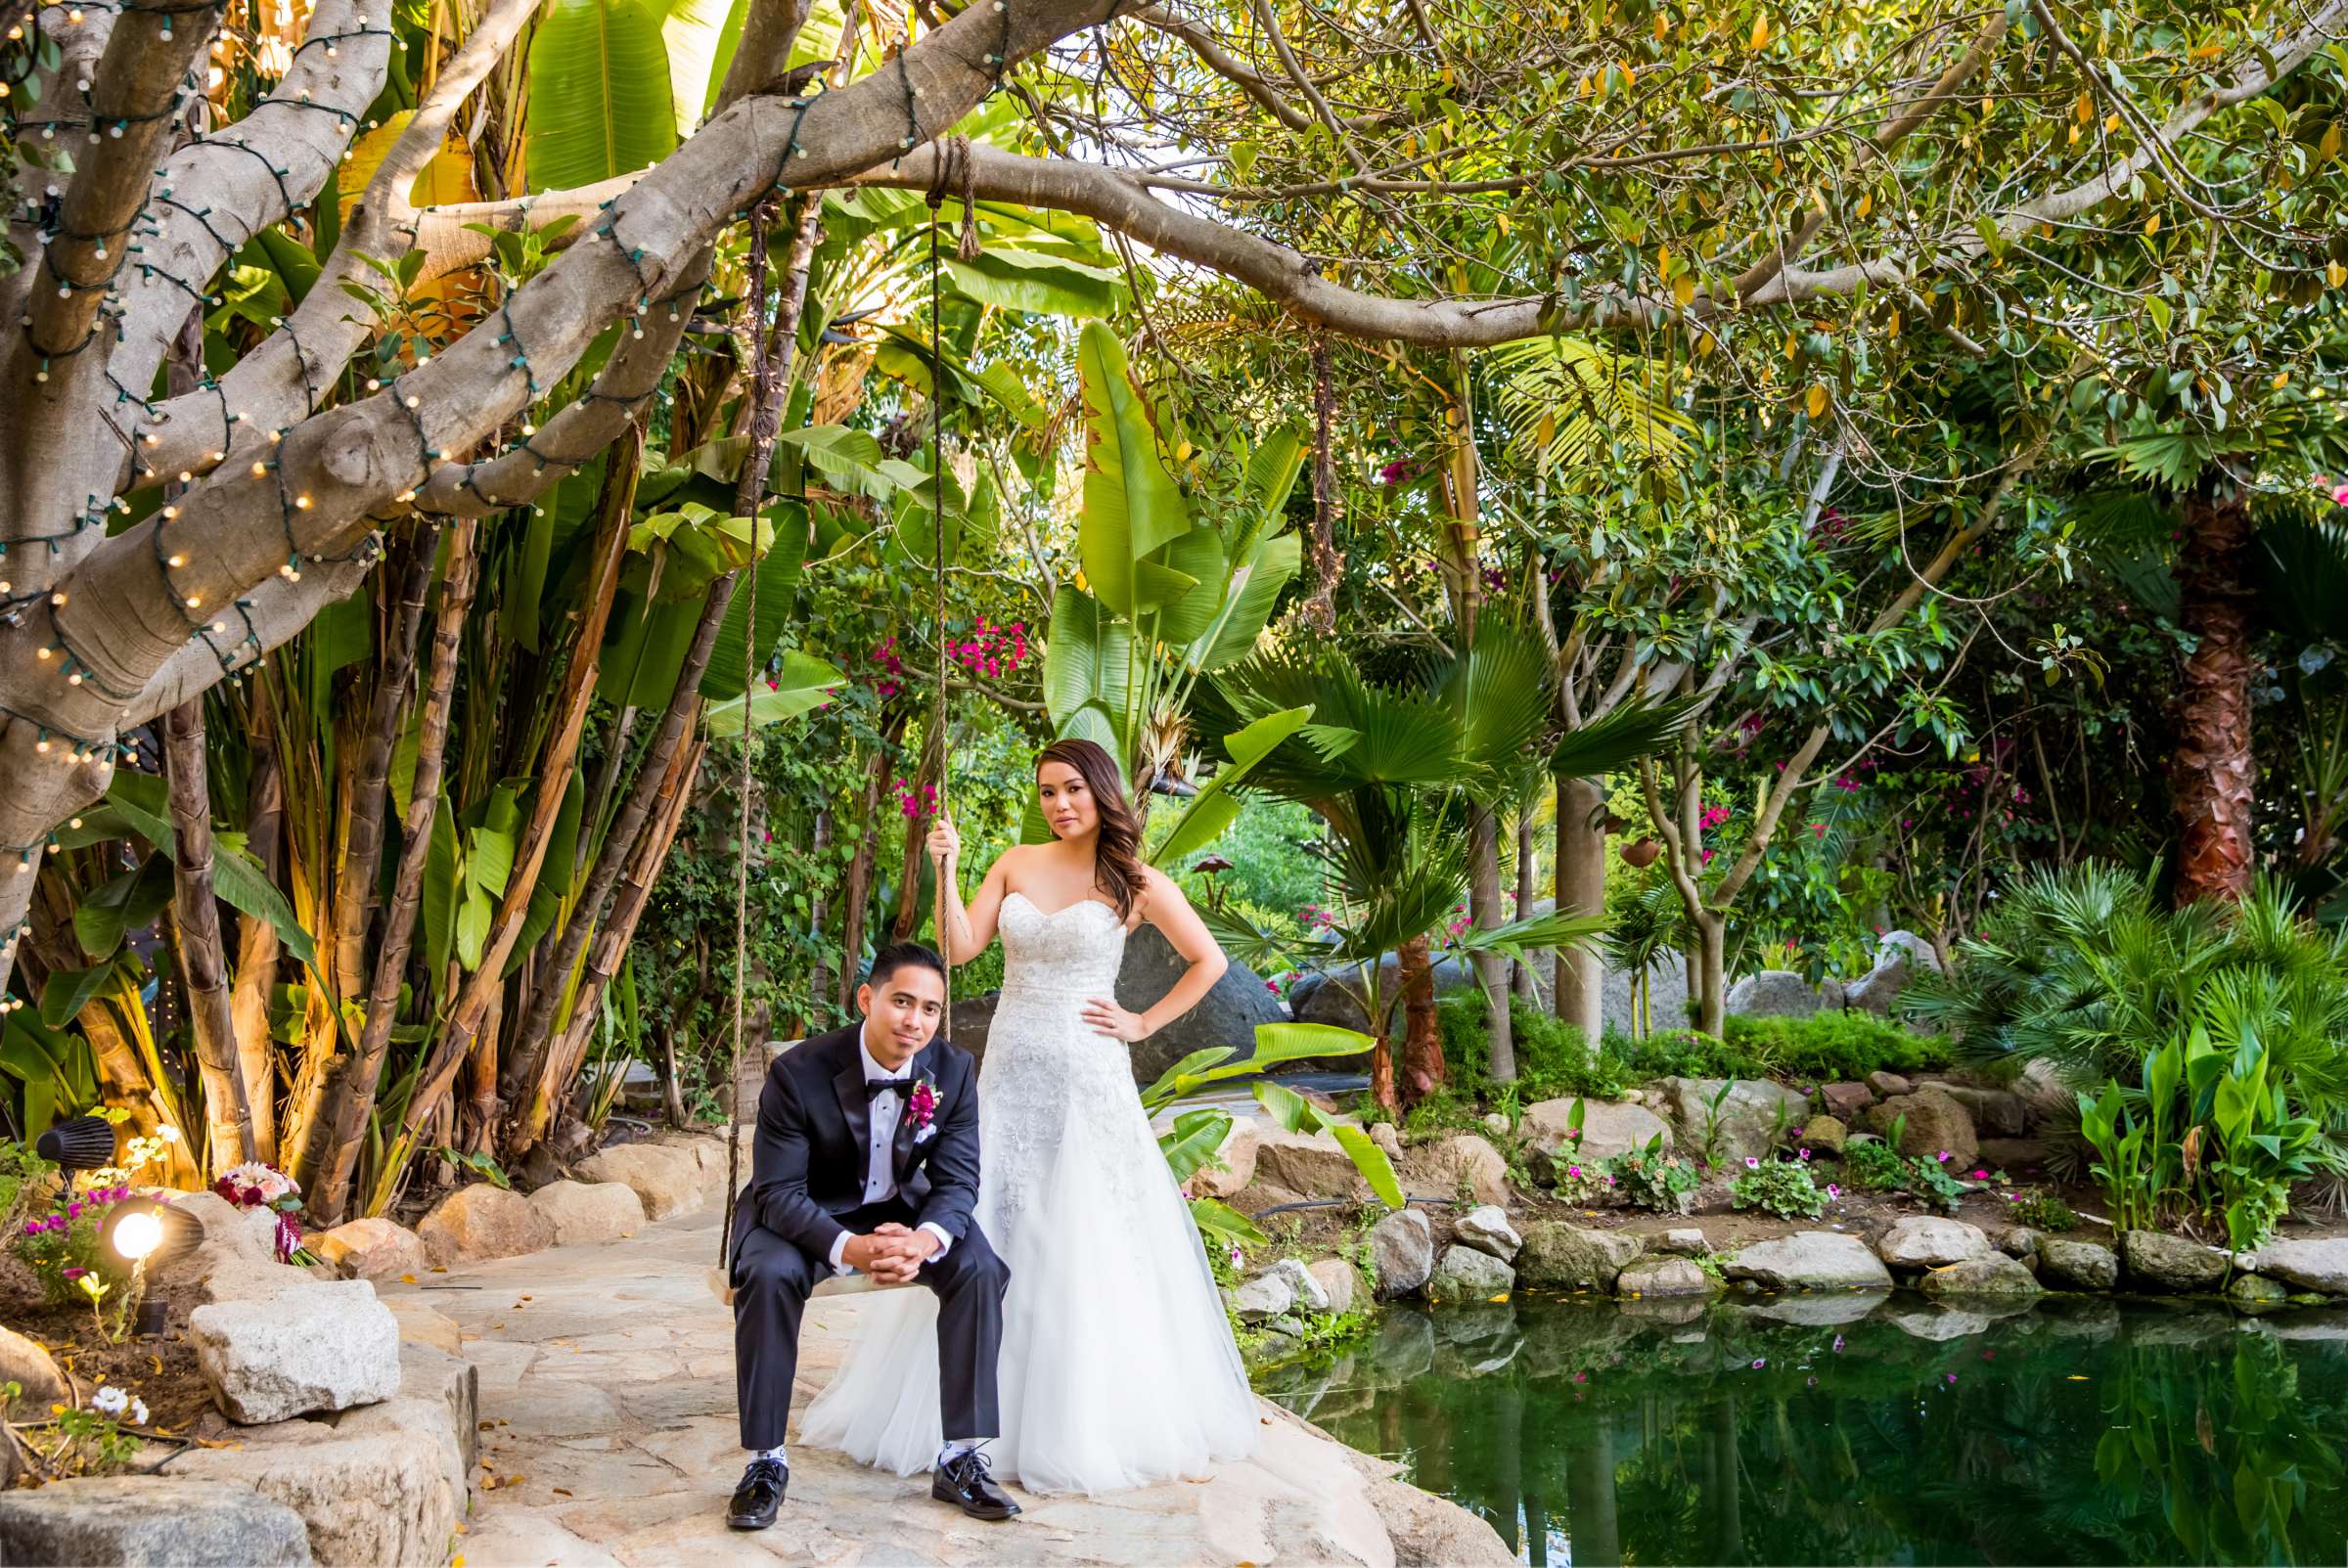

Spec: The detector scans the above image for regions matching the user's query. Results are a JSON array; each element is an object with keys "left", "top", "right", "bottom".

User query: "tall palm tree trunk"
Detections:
[
  {"left": 1397, "top": 933, "right": 1445, "bottom": 1102},
  {"left": 2172, "top": 484, "right": 2257, "bottom": 905}
]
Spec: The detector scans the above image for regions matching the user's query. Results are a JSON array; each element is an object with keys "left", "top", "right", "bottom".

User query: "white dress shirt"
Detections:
[{"left": 824, "top": 1021, "right": 955, "bottom": 1275}]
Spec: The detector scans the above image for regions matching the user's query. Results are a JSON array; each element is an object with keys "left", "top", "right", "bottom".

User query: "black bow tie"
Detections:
[{"left": 862, "top": 1077, "right": 913, "bottom": 1100}]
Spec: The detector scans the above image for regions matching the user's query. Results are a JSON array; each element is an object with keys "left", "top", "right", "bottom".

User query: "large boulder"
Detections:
[
  {"left": 572, "top": 1141, "right": 706, "bottom": 1220},
  {"left": 1405, "top": 1134, "right": 1511, "bottom": 1207},
  {"left": 2121, "top": 1231, "right": 2229, "bottom": 1292},
  {"left": 0, "top": 1323, "right": 68, "bottom": 1410},
  {"left": 1267, "top": 1258, "right": 1332, "bottom": 1313},
  {"left": 1937, "top": 1085, "right": 2027, "bottom": 1138},
  {"left": 1184, "top": 1118, "right": 1262, "bottom": 1200},
  {"left": 1251, "top": 1127, "right": 1369, "bottom": 1200},
  {"left": 1918, "top": 1253, "right": 2044, "bottom": 1299},
  {"left": 1371, "top": 1209, "right": 1435, "bottom": 1300},
  {"left": 310, "top": 1218, "right": 429, "bottom": 1282},
  {"left": 0, "top": 1477, "right": 313, "bottom": 1566},
  {"left": 1226, "top": 1272, "right": 1295, "bottom": 1322},
  {"left": 1115, "top": 922, "right": 1288, "bottom": 1082},
  {"left": 1293, "top": 953, "right": 1477, "bottom": 1035},
  {"left": 190, "top": 1279, "right": 401, "bottom": 1424},
  {"left": 1647, "top": 1077, "right": 1812, "bottom": 1167},
  {"left": 1857, "top": 1087, "right": 1978, "bottom": 1170},
  {"left": 1515, "top": 1222, "right": 1643, "bottom": 1291},
  {"left": 1614, "top": 1256, "right": 1720, "bottom": 1297},
  {"left": 1876, "top": 1216, "right": 1992, "bottom": 1270},
  {"left": 414, "top": 1183, "right": 556, "bottom": 1267},
  {"left": 1453, "top": 1205, "right": 1523, "bottom": 1262},
  {"left": 2037, "top": 1238, "right": 2119, "bottom": 1291},
  {"left": 1427, "top": 1244, "right": 1515, "bottom": 1302},
  {"left": 1306, "top": 1256, "right": 1368, "bottom": 1315},
  {"left": 2236, "top": 1237, "right": 2348, "bottom": 1296},
  {"left": 1798, "top": 1115, "right": 1848, "bottom": 1157},
  {"left": 1724, "top": 1232, "right": 1894, "bottom": 1291},
  {"left": 172, "top": 1391, "right": 467, "bottom": 1567},
  {"left": 1726, "top": 969, "right": 1826, "bottom": 1018},
  {"left": 1522, "top": 1097, "right": 1672, "bottom": 1162},
  {"left": 527, "top": 1179, "right": 647, "bottom": 1245},
  {"left": 1818, "top": 1082, "right": 1876, "bottom": 1121},
  {"left": 1843, "top": 930, "right": 1942, "bottom": 1016},
  {"left": 1602, "top": 950, "right": 1690, "bottom": 1035}
]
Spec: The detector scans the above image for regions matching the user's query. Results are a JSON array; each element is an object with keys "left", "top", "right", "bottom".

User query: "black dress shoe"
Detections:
[
  {"left": 728, "top": 1456, "right": 789, "bottom": 1529},
  {"left": 932, "top": 1447, "right": 1020, "bottom": 1520}
]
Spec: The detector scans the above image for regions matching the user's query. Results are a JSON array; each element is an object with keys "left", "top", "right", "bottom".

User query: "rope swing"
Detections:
[{"left": 925, "top": 138, "right": 970, "bottom": 1025}]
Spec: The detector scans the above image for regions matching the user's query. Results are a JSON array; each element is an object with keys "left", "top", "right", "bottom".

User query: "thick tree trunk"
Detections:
[
  {"left": 1554, "top": 776, "right": 1607, "bottom": 1047},
  {"left": 1693, "top": 910, "right": 1726, "bottom": 1038},
  {"left": 313, "top": 518, "right": 472, "bottom": 1226},
  {"left": 1396, "top": 933, "right": 1445, "bottom": 1102},
  {"left": 162, "top": 700, "right": 259, "bottom": 1177},
  {"left": 2171, "top": 486, "right": 2257, "bottom": 905}
]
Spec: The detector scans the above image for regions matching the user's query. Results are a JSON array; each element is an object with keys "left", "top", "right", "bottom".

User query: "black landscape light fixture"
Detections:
[
  {"left": 98, "top": 1196, "right": 203, "bottom": 1336},
  {"left": 34, "top": 1113, "right": 115, "bottom": 1172}
]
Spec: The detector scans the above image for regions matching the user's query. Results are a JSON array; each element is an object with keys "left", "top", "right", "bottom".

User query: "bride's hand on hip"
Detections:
[
  {"left": 1082, "top": 997, "right": 1147, "bottom": 1042},
  {"left": 926, "top": 816, "right": 961, "bottom": 869}
]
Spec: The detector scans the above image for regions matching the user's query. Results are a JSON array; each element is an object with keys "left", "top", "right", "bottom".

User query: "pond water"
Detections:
[{"left": 1257, "top": 1291, "right": 2348, "bottom": 1566}]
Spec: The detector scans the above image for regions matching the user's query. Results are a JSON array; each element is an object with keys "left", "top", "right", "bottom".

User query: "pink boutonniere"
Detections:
[{"left": 907, "top": 1079, "right": 938, "bottom": 1132}]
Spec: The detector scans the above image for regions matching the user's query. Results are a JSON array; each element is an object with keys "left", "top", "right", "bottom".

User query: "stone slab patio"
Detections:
[{"left": 383, "top": 1208, "right": 1504, "bottom": 1567}]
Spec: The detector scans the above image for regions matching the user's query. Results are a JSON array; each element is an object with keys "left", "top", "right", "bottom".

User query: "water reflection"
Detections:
[{"left": 1257, "top": 1292, "right": 2348, "bottom": 1565}]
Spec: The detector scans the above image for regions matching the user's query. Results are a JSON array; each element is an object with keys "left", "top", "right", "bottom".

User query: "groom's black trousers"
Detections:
[{"left": 732, "top": 1198, "right": 1009, "bottom": 1452}]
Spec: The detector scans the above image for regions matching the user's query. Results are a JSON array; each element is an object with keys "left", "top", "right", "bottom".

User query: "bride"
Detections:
[{"left": 797, "top": 737, "right": 1263, "bottom": 1495}]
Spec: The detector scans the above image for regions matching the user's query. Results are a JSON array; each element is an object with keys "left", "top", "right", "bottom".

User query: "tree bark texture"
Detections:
[
  {"left": 1396, "top": 933, "right": 1445, "bottom": 1102},
  {"left": 2171, "top": 487, "right": 2257, "bottom": 905},
  {"left": 314, "top": 517, "right": 475, "bottom": 1225},
  {"left": 162, "top": 700, "right": 258, "bottom": 1176}
]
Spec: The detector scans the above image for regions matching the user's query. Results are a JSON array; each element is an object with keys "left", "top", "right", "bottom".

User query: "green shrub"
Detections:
[
  {"left": 2009, "top": 1188, "right": 2079, "bottom": 1232},
  {"left": 1556, "top": 1134, "right": 1701, "bottom": 1213},
  {"left": 1842, "top": 1137, "right": 1909, "bottom": 1191},
  {"left": 0, "top": 1141, "right": 56, "bottom": 1237},
  {"left": 1605, "top": 1027, "right": 1747, "bottom": 1080},
  {"left": 1730, "top": 1157, "right": 1829, "bottom": 1219},
  {"left": 1437, "top": 991, "right": 1628, "bottom": 1103},
  {"left": 1719, "top": 1010, "right": 1953, "bottom": 1082}
]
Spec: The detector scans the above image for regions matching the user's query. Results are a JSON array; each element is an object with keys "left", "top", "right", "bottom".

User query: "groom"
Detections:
[{"left": 727, "top": 941, "right": 1017, "bottom": 1529}]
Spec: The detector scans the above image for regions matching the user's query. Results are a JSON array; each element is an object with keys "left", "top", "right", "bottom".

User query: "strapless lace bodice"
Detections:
[{"left": 995, "top": 890, "right": 1127, "bottom": 997}]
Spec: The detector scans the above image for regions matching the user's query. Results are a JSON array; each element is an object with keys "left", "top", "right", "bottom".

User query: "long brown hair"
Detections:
[{"left": 1037, "top": 738, "right": 1147, "bottom": 919}]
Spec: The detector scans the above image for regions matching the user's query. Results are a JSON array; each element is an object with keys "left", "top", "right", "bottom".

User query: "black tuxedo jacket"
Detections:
[{"left": 730, "top": 1021, "right": 982, "bottom": 1269}]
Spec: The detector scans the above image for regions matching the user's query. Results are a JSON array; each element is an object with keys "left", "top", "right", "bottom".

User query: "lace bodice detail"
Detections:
[{"left": 996, "top": 891, "right": 1127, "bottom": 996}]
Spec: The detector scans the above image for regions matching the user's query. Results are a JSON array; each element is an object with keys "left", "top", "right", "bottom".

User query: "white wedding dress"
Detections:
[{"left": 798, "top": 891, "right": 1261, "bottom": 1494}]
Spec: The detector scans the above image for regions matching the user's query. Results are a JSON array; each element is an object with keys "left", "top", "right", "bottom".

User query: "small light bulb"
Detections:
[
  {"left": 404, "top": 395, "right": 420, "bottom": 408},
  {"left": 50, "top": 593, "right": 65, "bottom": 606},
  {"left": 35, "top": 647, "right": 51, "bottom": 660},
  {"left": 250, "top": 462, "right": 267, "bottom": 476},
  {"left": 161, "top": 507, "right": 178, "bottom": 520},
  {"left": 34, "top": 739, "right": 49, "bottom": 754},
  {"left": 186, "top": 595, "right": 203, "bottom": 607},
  {"left": 67, "top": 672, "right": 82, "bottom": 686},
  {"left": 168, "top": 554, "right": 185, "bottom": 566}
]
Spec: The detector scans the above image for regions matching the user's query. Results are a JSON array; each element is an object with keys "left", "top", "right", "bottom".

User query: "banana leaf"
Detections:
[
  {"left": 1075, "top": 322, "right": 1190, "bottom": 615},
  {"left": 1189, "top": 1196, "right": 1267, "bottom": 1248},
  {"left": 524, "top": 0, "right": 679, "bottom": 193},
  {"left": 703, "top": 650, "right": 848, "bottom": 733},
  {"left": 106, "top": 772, "right": 319, "bottom": 968},
  {"left": 943, "top": 247, "right": 1123, "bottom": 318},
  {"left": 1157, "top": 1106, "right": 1232, "bottom": 1186}
]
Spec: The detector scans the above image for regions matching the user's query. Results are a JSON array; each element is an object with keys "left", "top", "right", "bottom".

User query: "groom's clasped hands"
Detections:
[{"left": 840, "top": 1221, "right": 937, "bottom": 1284}]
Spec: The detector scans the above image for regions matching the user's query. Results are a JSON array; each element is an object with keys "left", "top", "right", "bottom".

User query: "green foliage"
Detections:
[
  {"left": 1729, "top": 1157, "right": 1829, "bottom": 1219},
  {"left": 1912, "top": 868, "right": 2345, "bottom": 1244},
  {"left": 1717, "top": 1011, "right": 1954, "bottom": 1083},
  {"left": 1840, "top": 1119, "right": 1968, "bottom": 1213},
  {"left": 11, "top": 1182, "right": 134, "bottom": 1307},
  {"left": 2009, "top": 1188, "right": 2079, "bottom": 1232},
  {"left": 1555, "top": 1131, "right": 1700, "bottom": 1214},
  {"left": 0, "top": 1140, "right": 56, "bottom": 1237}
]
